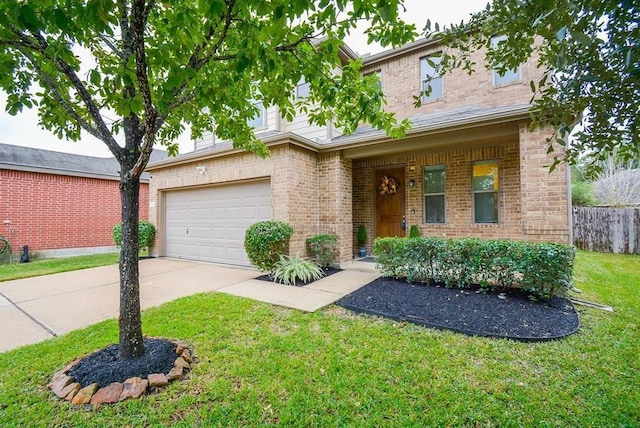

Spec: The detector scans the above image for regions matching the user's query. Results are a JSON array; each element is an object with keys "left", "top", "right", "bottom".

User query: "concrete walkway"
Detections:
[{"left": 0, "top": 258, "right": 379, "bottom": 353}]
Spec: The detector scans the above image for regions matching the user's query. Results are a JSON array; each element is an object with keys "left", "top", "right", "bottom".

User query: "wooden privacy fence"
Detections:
[{"left": 573, "top": 207, "right": 640, "bottom": 254}]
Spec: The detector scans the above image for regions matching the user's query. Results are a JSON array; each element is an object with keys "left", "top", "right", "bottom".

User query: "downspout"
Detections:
[
  {"left": 316, "top": 158, "right": 320, "bottom": 235},
  {"left": 566, "top": 164, "right": 574, "bottom": 246}
]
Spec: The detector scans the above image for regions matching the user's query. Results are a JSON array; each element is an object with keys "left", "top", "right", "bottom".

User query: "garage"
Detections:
[{"left": 164, "top": 180, "right": 271, "bottom": 266}]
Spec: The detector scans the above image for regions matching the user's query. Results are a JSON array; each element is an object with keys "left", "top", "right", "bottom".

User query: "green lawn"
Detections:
[
  {"left": 0, "top": 251, "right": 638, "bottom": 426},
  {"left": 0, "top": 253, "right": 119, "bottom": 282}
]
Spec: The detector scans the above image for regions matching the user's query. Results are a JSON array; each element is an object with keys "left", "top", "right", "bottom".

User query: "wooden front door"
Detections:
[{"left": 375, "top": 167, "right": 406, "bottom": 238}]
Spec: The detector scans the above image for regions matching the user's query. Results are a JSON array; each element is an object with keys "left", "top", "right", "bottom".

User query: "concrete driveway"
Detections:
[
  {"left": 0, "top": 258, "right": 379, "bottom": 353},
  {"left": 0, "top": 258, "right": 257, "bottom": 353}
]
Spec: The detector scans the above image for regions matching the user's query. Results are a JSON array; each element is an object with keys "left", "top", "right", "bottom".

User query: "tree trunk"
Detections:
[{"left": 118, "top": 174, "right": 144, "bottom": 359}]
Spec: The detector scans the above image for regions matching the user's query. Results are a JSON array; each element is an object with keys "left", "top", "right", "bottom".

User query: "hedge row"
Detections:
[{"left": 373, "top": 237, "right": 575, "bottom": 300}]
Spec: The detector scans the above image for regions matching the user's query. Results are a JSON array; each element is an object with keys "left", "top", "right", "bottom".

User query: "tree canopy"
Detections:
[
  {"left": 0, "top": 0, "right": 416, "bottom": 358},
  {"left": 429, "top": 0, "right": 639, "bottom": 170},
  {"left": 0, "top": 0, "right": 416, "bottom": 168}
]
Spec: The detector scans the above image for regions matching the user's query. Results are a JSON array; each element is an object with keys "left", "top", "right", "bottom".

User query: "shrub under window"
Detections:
[{"left": 373, "top": 236, "right": 575, "bottom": 300}]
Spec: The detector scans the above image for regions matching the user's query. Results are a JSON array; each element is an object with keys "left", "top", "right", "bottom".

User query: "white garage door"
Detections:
[{"left": 165, "top": 180, "right": 271, "bottom": 266}]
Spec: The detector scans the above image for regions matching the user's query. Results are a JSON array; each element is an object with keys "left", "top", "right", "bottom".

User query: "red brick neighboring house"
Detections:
[
  {"left": 146, "top": 39, "right": 572, "bottom": 267},
  {"left": 0, "top": 143, "right": 167, "bottom": 259}
]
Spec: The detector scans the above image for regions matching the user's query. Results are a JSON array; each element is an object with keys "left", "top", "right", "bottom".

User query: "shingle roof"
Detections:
[
  {"left": 330, "top": 104, "right": 531, "bottom": 144},
  {"left": 0, "top": 143, "right": 168, "bottom": 181}
]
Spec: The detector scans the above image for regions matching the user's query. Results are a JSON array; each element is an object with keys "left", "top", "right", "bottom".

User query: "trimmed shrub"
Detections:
[
  {"left": 409, "top": 225, "right": 420, "bottom": 238},
  {"left": 306, "top": 234, "right": 339, "bottom": 267},
  {"left": 373, "top": 237, "right": 575, "bottom": 300},
  {"left": 357, "top": 225, "right": 367, "bottom": 246},
  {"left": 244, "top": 221, "right": 294, "bottom": 272},
  {"left": 271, "top": 255, "right": 324, "bottom": 285},
  {"left": 113, "top": 220, "right": 157, "bottom": 252}
]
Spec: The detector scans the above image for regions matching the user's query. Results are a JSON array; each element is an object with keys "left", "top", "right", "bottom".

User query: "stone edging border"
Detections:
[{"left": 48, "top": 338, "right": 193, "bottom": 405}]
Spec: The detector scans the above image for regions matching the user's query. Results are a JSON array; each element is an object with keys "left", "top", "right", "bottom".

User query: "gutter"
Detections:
[
  {"left": 146, "top": 132, "right": 323, "bottom": 170},
  {"left": 0, "top": 163, "right": 150, "bottom": 182}
]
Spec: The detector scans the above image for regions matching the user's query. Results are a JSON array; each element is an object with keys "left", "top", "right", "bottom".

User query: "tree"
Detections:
[
  {"left": 425, "top": 0, "right": 640, "bottom": 170},
  {"left": 592, "top": 154, "right": 640, "bottom": 206},
  {"left": 0, "top": 0, "right": 416, "bottom": 359}
]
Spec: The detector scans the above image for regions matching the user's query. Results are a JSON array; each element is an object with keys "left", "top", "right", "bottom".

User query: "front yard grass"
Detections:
[
  {"left": 0, "top": 253, "right": 119, "bottom": 282},
  {"left": 0, "top": 251, "right": 638, "bottom": 426}
]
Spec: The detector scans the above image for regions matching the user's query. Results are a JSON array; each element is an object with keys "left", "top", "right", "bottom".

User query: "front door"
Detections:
[{"left": 375, "top": 167, "right": 406, "bottom": 238}]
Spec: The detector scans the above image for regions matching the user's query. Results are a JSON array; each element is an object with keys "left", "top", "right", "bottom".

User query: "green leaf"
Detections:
[
  {"left": 89, "top": 69, "right": 101, "bottom": 86},
  {"left": 571, "top": 30, "right": 591, "bottom": 46}
]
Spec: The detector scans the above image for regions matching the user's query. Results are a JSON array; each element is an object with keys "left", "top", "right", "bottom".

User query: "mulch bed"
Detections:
[
  {"left": 255, "top": 267, "right": 342, "bottom": 287},
  {"left": 68, "top": 338, "right": 177, "bottom": 388},
  {"left": 337, "top": 277, "right": 579, "bottom": 342}
]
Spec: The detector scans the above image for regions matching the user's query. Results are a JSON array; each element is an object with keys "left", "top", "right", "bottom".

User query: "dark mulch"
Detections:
[
  {"left": 68, "top": 338, "right": 177, "bottom": 388},
  {"left": 337, "top": 277, "right": 579, "bottom": 341},
  {"left": 255, "top": 267, "right": 342, "bottom": 287}
]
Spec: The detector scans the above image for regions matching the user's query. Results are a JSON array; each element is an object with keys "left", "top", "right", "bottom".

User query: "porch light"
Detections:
[{"left": 409, "top": 179, "right": 416, "bottom": 187}]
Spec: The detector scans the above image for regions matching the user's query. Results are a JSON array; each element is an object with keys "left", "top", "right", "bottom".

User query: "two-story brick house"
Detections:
[{"left": 146, "top": 38, "right": 570, "bottom": 267}]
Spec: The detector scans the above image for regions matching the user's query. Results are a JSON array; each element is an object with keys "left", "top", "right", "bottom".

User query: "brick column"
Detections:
[
  {"left": 519, "top": 123, "right": 571, "bottom": 244},
  {"left": 318, "top": 152, "right": 353, "bottom": 262}
]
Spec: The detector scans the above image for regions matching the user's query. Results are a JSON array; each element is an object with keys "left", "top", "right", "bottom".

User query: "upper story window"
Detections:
[
  {"left": 364, "top": 70, "right": 382, "bottom": 89},
  {"left": 424, "top": 165, "right": 446, "bottom": 224},
  {"left": 296, "top": 79, "right": 310, "bottom": 99},
  {"left": 490, "top": 36, "right": 521, "bottom": 86},
  {"left": 420, "top": 54, "right": 443, "bottom": 102},
  {"left": 247, "top": 100, "right": 265, "bottom": 128},
  {"left": 472, "top": 161, "right": 499, "bottom": 223}
]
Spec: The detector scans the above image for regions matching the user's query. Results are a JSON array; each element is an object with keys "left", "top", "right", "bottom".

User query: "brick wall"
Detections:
[
  {"left": 362, "top": 43, "right": 542, "bottom": 120},
  {"left": 519, "top": 123, "right": 570, "bottom": 242},
  {"left": 0, "top": 169, "right": 149, "bottom": 253}
]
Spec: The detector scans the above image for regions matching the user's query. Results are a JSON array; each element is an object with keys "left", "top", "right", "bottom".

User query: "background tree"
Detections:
[
  {"left": 592, "top": 154, "right": 640, "bottom": 207},
  {"left": 425, "top": 0, "right": 639, "bottom": 170},
  {"left": 0, "top": 0, "right": 416, "bottom": 359}
]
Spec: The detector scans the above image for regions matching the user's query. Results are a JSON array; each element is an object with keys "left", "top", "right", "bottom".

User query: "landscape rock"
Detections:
[
  {"left": 174, "top": 357, "right": 190, "bottom": 369},
  {"left": 72, "top": 383, "right": 99, "bottom": 405},
  {"left": 90, "top": 382, "right": 124, "bottom": 405},
  {"left": 180, "top": 349, "right": 193, "bottom": 364},
  {"left": 50, "top": 375, "right": 74, "bottom": 398},
  {"left": 147, "top": 373, "right": 169, "bottom": 388},
  {"left": 119, "top": 377, "right": 149, "bottom": 401},
  {"left": 64, "top": 384, "right": 81, "bottom": 402},
  {"left": 166, "top": 366, "right": 183, "bottom": 381},
  {"left": 59, "top": 382, "right": 81, "bottom": 401}
]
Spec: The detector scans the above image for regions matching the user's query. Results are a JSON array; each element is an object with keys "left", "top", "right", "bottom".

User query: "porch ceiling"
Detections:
[{"left": 341, "top": 122, "right": 519, "bottom": 160}]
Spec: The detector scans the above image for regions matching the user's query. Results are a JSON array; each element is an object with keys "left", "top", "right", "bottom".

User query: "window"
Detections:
[
  {"left": 491, "top": 36, "right": 521, "bottom": 85},
  {"left": 296, "top": 79, "right": 310, "bottom": 99},
  {"left": 424, "top": 165, "right": 446, "bottom": 223},
  {"left": 472, "top": 161, "right": 499, "bottom": 223},
  {"left": 247, "top": 101, "right": 265, "bottom": 128},
  {"left": 364, "top": 70, "right": 382, "bottom": 89},
  {"left": 419, "top": 54, "right": 442, "bottom": 102}
]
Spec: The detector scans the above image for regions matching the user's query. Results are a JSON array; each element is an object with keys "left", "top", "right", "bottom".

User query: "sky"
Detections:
[{"left": 0, "top": 0, "right": 488, "bottom": 158}]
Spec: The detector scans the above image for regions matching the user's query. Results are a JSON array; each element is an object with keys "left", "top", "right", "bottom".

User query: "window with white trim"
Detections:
[
  {"left": 423, "top": 165, "right": 446, "bottom": 223},
  {"left": 420, "top": 54, "right": 443, "bottom": 102},
  {"left": 296, "top": 79, "right": 310, "bottom": 99},
  {"left": 472, "top": 161, "right": 499, "bottom": 223},
  {"left": 491, "top": 35, "right": 521, "bottom": 86},
  {"left": 247, "top": 101, "right": 265, "bottom": 128}
]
